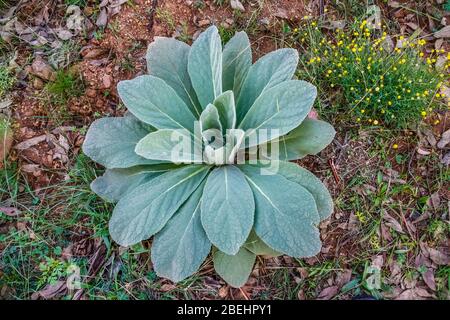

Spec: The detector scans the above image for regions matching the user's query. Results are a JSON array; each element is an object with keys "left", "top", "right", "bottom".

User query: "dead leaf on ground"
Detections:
[
  {"left": 317, "top": 286, "right": 339, "bottom": 300},
  {"left": 428, "top": 247, "right": 449, "bottom": 265},
  {"left": 218, "top": 286, "right": 228, "bottom": 298},
  {"left": 335, "top": 269, "right": 352, "bottom": 288},
  {"left": 437, "top": 129, "right": 450, "bottom": 149},
  {"left": 417, "top": 147, "right": 431, "bottom": 156},
  {"left": 160, "top": 283, "right": 176, "bottom": 292},
  {"left": 14, "top": 134, "right": 46, "bottom": 150},
  {"left": 0, "top": 207, "right": 21, "bottom": 217},
  {"left": 230, "top": 0, "right": 245, "bottom": 12},
  {"left": 426, "top": 192, "right": 441, "bottom": 210},
  {"left": 21, "top": 163, "right": 40, "bottom": 173},
  {"left": 422, "top": 269, "right": 436, "bottom": 291},
  {"left": 31, "top": 281, "right": 67, "bottom": 300},
  {"left": 441, "top": 152, "right": 450, "bottom": 165},
  {"left": 434, "top": 25, "right": 450, "bottom": 38},
  {"left": 66, "top": 5, "right": 84, "bottom": 31},
  {"left": 383, "top": 212, "right": 404, "bottom": 233},
  {"left": 395, "top": 288, "right": 433, "bottom": 300}
]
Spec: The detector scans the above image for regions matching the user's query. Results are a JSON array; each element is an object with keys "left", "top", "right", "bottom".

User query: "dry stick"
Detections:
[
  {"left": 147, "top": 0, "right": 159, "bottom": 32},
  {"left": 328, "top": 158, "right": 340, "bottom": 184},
  {"left": 239, "top": 288, "right": 250, "bottom": 300},
  {"left": 319, "top": 0, "right": 324, "bottom": 17}
]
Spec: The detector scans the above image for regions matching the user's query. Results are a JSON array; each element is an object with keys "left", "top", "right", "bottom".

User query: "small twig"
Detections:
[
  {"left": 239, "top": 288, "right": 250, "bottom": 300},
  {"left": 319, "top": 0, "right": 324, "bottom": 17},
  {"left": 147, "top": 0, "right": 159, "bottom": 32},
  {"left": 328, "top": 158, "right": 341, "bottom": 184}
]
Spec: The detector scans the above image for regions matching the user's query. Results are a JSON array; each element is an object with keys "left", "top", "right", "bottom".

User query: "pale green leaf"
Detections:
[
  {"left": 201, "top": 166, "right": 254, "bottom": 255},
  {"left": 188, "top": 25, "right": 222, "bottom": 108},
  {"left": 109, "top": 165, "right": 210, "bottom": 246},
  {"left": 239, "top": 165, "right": 321, "bottom": 257},
  {"left": 213, "top": 247, "right": 256, "bottom": 288},
  {"left": 146, "top": 37, "right": 201, "bottom": 117},
  {"left": 200, "top": 104, "right": 222, "bottom": 133},
  {"left": 118, "top": 75, "right": 197, "bottom": 132},
  {"left": 152, "top": 182, "right": 211, "bottom": 282},
  {"left": 213, "top": 90, "right": 236, "bottom": 132},
  {"left": 239, "top": 80, "right": 317, "bottom": 148},
  {"left": 135, "top": 129, "right": 203, "bottom": 163},
  {"left": 276, "top": 118, "right": 336, "bottom": 160},
  {"left": 222, "top": 31, "right": 251, "bottom": 100},
  {"left": 264, "top": 161, "right": 333, "bottom": 221},
  {"left": 244, "top": 229, "right": 282, "bottom": 257},
  {"left": 82, "top": 116, "right": 163, "bottom": 169},
  {"left": 91, "top": 164, "right": 178, "bottom": 202},
  {"left": 236, "top": 48, "right": 298, "bottom": 123}
]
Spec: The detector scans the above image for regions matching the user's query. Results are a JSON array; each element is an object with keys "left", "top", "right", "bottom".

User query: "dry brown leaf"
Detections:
[
  {"left": 417, "top": 147, "right": 431, "bottom": 155},
  {"left": 428, "top": 247, "right": 449, "bottom": 265},
  {"left": 96, "top": 8, "right": 108, "bottom": 27},
  {"left": 388, "top": 1, "right": 401, "bottom": 8},
  {"left": 317, "top": 286, "right": 338, "bottom": 300},
  {"left": 426, "top": 192, "right": 441, "bottom": 210},
  {"left": 66, "top": 5, "right": 84, "bottom": 31},
  {"left": 161, "top": 283, "right": 176, "bottom": 292},
  {"left": 335, "top": 269, "right": 352, "bottom": 288},
  {"left": 383, "top": 212, "right": 404, "bottom": 233},
  {"left": 0, "top": 207, "right": 21, "bottom": 217},
  {"left": 422, "top": 269, "right": 436, "bottom": 291},
  {"left": 21, "top": 163, "right": 40, "bottom": 173},
  {"left": 396, "top": 288, "right": 432, "bottom": 300},
  {"left": 31, "top": 281, "right": 67, "bottom": 300},
  {"left": 437, "top": 129, "right": 450, "bottom": 149},
  {"left": 83, "top": 48, "right": 108, "bottom": 59},
  {"left": 388, "top": 260, "right": 402, "bottom": 285},
  {"left": 218, "top": 286, "right": 228, "bottom": 298},
  {"left": 30, "top": 56, "right": 55, "bottom": 81},
  {"left": 435, "top": 38, "right": 444, "bottom": 50},
  {"left": 434, "top": 25, "right": 450, "bottom": 38},
  {"left": 442, "top": 152, "right": 450, "bottom": 166},
  {"left": 230, "top": 0, "right": 245, "bottom": 12}
]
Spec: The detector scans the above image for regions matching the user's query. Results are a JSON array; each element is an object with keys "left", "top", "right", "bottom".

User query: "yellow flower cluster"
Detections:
[{"left": 295, "top": 19, "right": 449, "bottom": 128}]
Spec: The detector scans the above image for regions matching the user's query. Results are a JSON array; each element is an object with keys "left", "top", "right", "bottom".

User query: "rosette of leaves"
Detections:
[{"left": 82, "top": 26, "right": 335, "bottom": 287}]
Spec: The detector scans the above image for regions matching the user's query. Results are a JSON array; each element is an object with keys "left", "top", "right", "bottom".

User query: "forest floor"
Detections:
[{"left": 0, "top": 0, "right": 449, "bottom": 300}]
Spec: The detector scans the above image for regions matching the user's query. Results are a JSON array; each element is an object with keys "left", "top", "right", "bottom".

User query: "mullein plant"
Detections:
[{"left": 82, "top": 26, "right": 335, "bottom": 287}]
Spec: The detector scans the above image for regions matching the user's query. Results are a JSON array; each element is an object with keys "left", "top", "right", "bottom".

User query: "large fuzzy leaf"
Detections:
[
  {"left": 152, "top": 182, "right": 211, "bottom": 282},
  {"left": 201, "top": 166, "right": 254, "bottom": 255},
  {"left": 188, "top": 25, "right": 222, "bottom": 108},
  {"left": 265, "top": 161, "right": 333, "bottom": 221},
  {"left": 276, "top": 118, "right": 336, "bottom": 160},
  {"left": 239, "top": 165, "right": 321, "bottom": 257},
  {"left": 236, "top": 48, "right": 298, "bottom": 123},
  {"left": 244, "top": 229, "right": 281, "bottom": 257},
  {"left": 200, "top": 104, "right": 224, "bottom": 151},
  {"left": 200, "top": 104, "right": 222, "bottom": 133},
  {"left": 222, "top": 31, "right": 251, "bottom": 100},
  {"left": 91, "top": 164, "right": 178, "bottom": 202},
  {"left": 146, "top": 37, "right": 201, "bottom": 117},
  {"left": 135, "top": 129, "right": 203, "bottom": 163},
  {"left": 82, "top": 117, "right": 163, "bottom": 169},
  {"left": 109, "top": 165, "right": 210, "bottom": 246},
  {"left": 118, "top": 75, "right": 197, "bottom": 132},
  {"left": 238, "top": 80, "right": 317, "bottom": 148},
  {"left": 213, "top": 91, "right": 236, "bottom": 133},
  {"left": 213, "top": 247, "right": 256, "bottom": 288}
]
